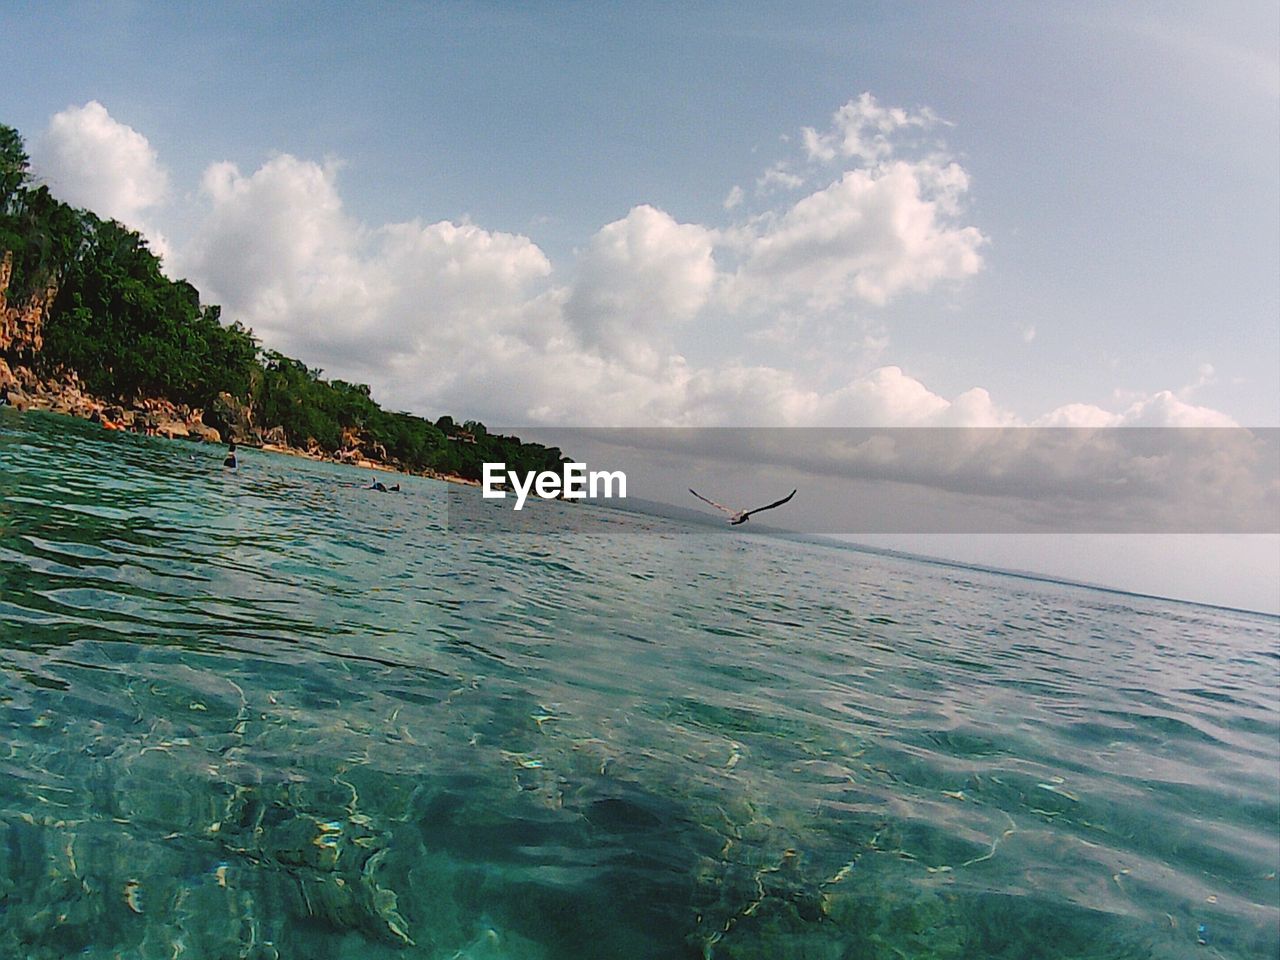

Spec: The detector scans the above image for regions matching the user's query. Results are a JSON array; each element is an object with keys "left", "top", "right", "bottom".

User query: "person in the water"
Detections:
[
  {"left": 368, "top": 479, "right": 401, "bottom": 492},
  {"left": 223, "top": 441, "right": 237, "bottom": 469}
]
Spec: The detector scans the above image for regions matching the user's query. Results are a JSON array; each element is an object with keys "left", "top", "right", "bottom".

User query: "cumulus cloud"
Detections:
[
  {"left": 1034, "top": 390, "right": 1239, "bottom": 428},
  {"left": 720, "top": 92, "right": 983, "bottom": 314},
  {"left": 755, "top": 162, "right": 804, "bottom": 194},
  {"left": 1116, "top": 390, "right": 1239, "bottom": 427},
  {"left": 727, "top": 161, "right": 985, "bottom": 310},
  {"left": 31, "top": 100, "right": 1245, "bottom": 438},
  {"left": 185, "top": 156, "right": 356, "bottom": 329},
  {"left": 825, "top": 365, "right": 950, "bottom": 424},
  {"left": 457, "top": 361, "right": 1017, "bottom": 429},
  {"left": 801, "top": 92, "right": 940, "bottom": 164},
  {"left": 180, "top": 153, "right": 551, "bottom": 370},
  {"left": 563, "top": 205, "right": 716, "bottom": 373},
  {"left": 1031, "top": 403, "right": 1120, "bottom": 428},
  {"left": 33, "top": 101, "right": 171, "bottom": 258}
]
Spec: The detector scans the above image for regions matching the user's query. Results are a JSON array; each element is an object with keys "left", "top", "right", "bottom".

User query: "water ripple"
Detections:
[{"left": 1, "top": 409, "right": 1277, "bottom": 959}]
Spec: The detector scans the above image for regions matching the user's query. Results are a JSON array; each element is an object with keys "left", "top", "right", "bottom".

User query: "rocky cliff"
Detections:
[
  {"left": 0, "top": 251, "right": 56, "bottom": 358},
  {"left": 0, "top": 251, "right": 431, "bottom": 477}
]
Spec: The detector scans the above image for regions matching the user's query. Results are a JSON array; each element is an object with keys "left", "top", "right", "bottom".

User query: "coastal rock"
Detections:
[
  {"left": 155, "top": 419, "right": 190, "bottom": 439},
  {"left": 263, "top": 425, "right": 287, "bottom": 446},
  {"left": 0, "top": 251, "right": 55, "bottom": 358},
  {"left": 207, "top": 392, "right": 255, "bottom": 443},
  {"left": 188, "top": 421, "right": 221, "bottom": 443},
  {"left": 0, "top": 359, "right": 14, "bottom": 389}
]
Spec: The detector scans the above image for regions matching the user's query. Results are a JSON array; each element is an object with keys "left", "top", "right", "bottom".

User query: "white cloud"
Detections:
[
  {"left": 186, "top": 156, "right": 355, "bottom": 327},
  {"left": 723, "top": 184, "right": 744, "bottom": 210},
  {"left": 180, "top": 153, "right": 551, "bottom": 367},
  {"left": 755, "top": 162, "right": 804, "bottom": 194},
  {"left": 33, "top": 101, "right": 171, "bottom": 258},
  {"left": 502, "top": 363, "right": 1017, "bottom": 429},
  {"left": 808, "top": 368, "right": 1016, "bottom": 427},
  {"left": 563, "top": 205, "right": 716, "bottom": 373},
  {"left": 1117, "top": 390, "right": 1239, "bottom": 427},
  {"left": 34, "top": 100, "right": 1244, "bottom": 436},
  {"left": 1032, "top": 403, "right": 1121, "bottom": 428},
  {"left": 824, "top": 365, "right": 950, "bottom": 425},
  {"left": 1033, "top": 391, "right": 1239, "bottom": 427},
  {"left": 727, "top": 161, "right": 985, "bottom": 310},
  {"left": 801, "top": 92, "right": 940, "bottom": 164}
]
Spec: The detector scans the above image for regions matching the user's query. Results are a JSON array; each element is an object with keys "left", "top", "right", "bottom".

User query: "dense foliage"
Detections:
[{"left": 0, "top": 123, "right": 564, "bottom": 479}]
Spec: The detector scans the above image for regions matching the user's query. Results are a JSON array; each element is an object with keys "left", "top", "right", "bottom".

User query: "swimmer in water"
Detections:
[{"left": 223, "top": 441, "right": 237, "bottom": 469}]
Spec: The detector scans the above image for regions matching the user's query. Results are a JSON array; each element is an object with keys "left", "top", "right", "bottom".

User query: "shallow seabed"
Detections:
[{"left": 1, "top": 409, "right": 1277, "bottom": 959}]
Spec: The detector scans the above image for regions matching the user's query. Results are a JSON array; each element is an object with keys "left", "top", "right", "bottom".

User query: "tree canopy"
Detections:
[{"left": 0, "top": 121, "right": 565, "bottom": 480}]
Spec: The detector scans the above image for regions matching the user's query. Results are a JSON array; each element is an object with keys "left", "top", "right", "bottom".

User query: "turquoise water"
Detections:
[{"left": 1, "top": 409, "right": 1277, "bottom": 960}]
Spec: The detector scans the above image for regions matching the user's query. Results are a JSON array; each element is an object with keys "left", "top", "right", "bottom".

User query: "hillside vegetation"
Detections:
[{"left": 0, "top": 123, "right": 564, "bottom": 480}]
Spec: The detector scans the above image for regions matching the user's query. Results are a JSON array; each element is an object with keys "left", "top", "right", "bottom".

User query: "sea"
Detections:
[{"left": 1, "top": 409, "right": 1277, "bottom": 960}]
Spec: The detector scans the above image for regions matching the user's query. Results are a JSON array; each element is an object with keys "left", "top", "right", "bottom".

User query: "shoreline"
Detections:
[
  {"left": 254, "top": 440, "right": 481, "bottom": 487},
  {"left": 0, "top": 359, "right": 481, "bottom": 488}
]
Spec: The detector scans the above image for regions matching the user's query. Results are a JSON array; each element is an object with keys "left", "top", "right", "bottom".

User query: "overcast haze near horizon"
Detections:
[
  {"left": 503, "top": 426, "right": 1280, "bottom": 613},
  {"left": 3, "top": 2, "right": 1277, "bottom": 609}
]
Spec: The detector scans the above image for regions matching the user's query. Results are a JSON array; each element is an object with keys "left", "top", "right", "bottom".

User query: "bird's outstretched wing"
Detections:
[
  {"left": 743, "top": 489, "right": 797, "bottom": 519},
  {"left": 689, "top": 488, "right": 737, "bottom": 515}
]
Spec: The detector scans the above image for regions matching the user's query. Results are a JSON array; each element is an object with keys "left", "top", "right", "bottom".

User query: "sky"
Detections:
[{"left": 3, "top": 2, "right": 1278, "bottom": 608}]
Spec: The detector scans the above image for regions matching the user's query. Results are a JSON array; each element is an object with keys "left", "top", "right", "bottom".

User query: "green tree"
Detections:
[
  {"left": 0, "top": 124, "right": 30, "bottom": 211},
  {"left": 4, "top": 117, "right": 573, "bottom": 479}
]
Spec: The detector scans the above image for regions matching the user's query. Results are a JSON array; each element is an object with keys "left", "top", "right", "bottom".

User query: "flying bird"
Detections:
[{"left": 689, "top": 488, "right": 797, "bottom": 525}]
